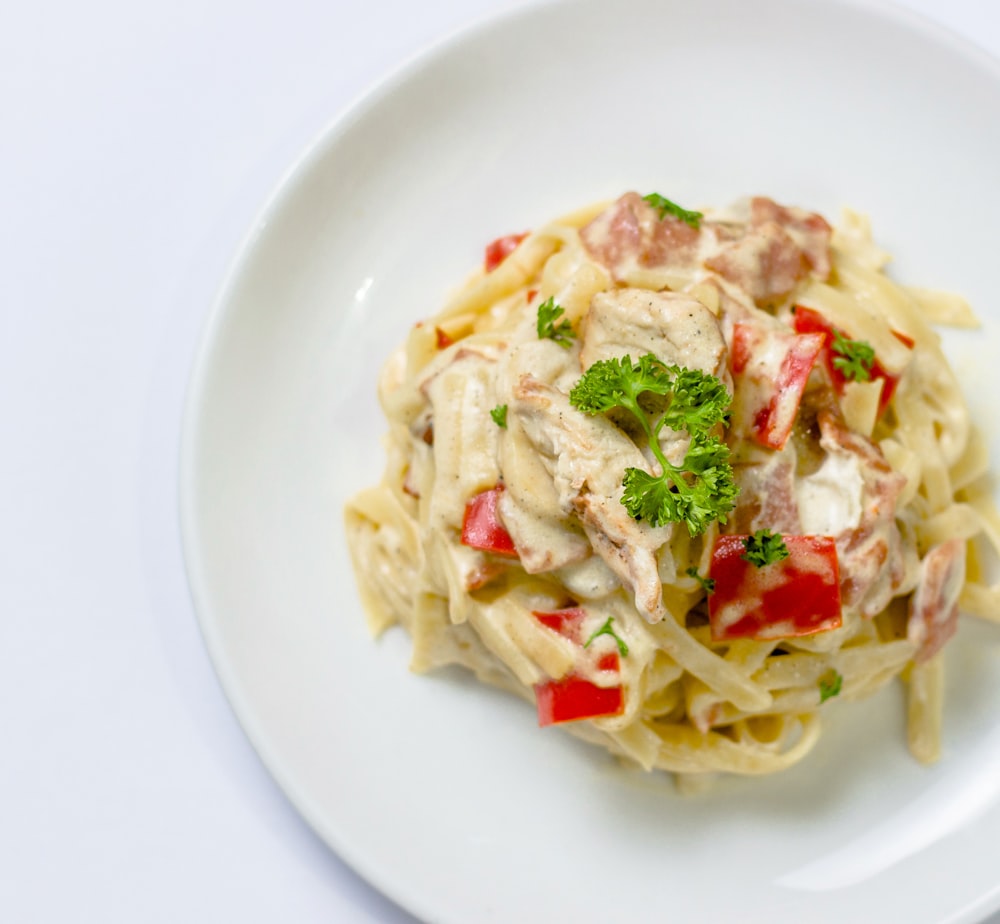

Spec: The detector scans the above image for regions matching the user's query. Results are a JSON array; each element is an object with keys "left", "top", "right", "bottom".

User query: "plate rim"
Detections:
[{"left": 177, "top": 1, "right": 1000, "bottom": 922}]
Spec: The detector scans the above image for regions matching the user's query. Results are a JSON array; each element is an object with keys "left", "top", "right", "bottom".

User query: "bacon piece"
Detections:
[
  {"left": 705, "top": 198, "right": 831, "bottom": 305},
  {"left": 580, "top": 192, "right": 702, "bottom": 283},
  {"left": 580, "top": 193, "right": 832, "bottom": 307},
  {"left": 908, "top": 538, "right": 965, "bottom": 662},
  {"left": 816, "top": 408, "right": 908, "bottom": 616},
  {"left": 705, "top": 222, "right": 809, "bottom": 307},
  {"left": 749, "top": 197, "right": 832, "bottom": 279},
  {"left": 729, "top": 452, "right": 802, "bottom": 536}
]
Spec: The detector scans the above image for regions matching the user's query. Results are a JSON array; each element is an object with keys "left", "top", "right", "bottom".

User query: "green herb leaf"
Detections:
[
  {"left": 569, "top": 353, "right": 737, "bottom": 536},
  {"left": 622, "top": 433, "right": 738, "bottom": 536},
  {"left": 536, "top": 297, "right": 575, "bottom": 348},
  {"left": 584, "top": 617, "right": 629, "bottom": 657},
  {"left": 742, "top": 529, "right": 789, "bottom": 568},
  {"left": 490, "top": 404, "right": 508, "bottom": 428},
  {"left": 830, "top": 329, "right": 876, "bottom": 382},
  {"left": 686, "top": 566, "right": 716, "bottom": 594},
  {"left": 642, "top": 192, "right": 704, "bottom": 229},
  {"left": 819, "top": 669, "right": 843, "bottom": 703},
  {"left": 568, "top": 353, "right": 672, "bottom": 414}
]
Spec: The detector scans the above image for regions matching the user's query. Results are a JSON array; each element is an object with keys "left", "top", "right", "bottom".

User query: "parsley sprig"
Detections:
[
  {"left": 569, "top": 353, "right": 737, "bottom": 536},
  {"left": 642, "top": 192, "right": 704, "bottom": 229},
  {"left": 584, "top": 617, "right": 629, "bottom": 657},
  {"left": 490, "top": 404, "right": 508, "bottom": 428},
  {"left": 536, "top": 297, "right": 575, "bottom": 348},
  {"left": 831, "top": 330, "right": 876, "bottom": 382},
  {"left": 686, "top": 566, "right": 716, "bottom": 595},
  {"left": 819, "top": 669, "right": 843, "bottom": 703},
  {"left": 742, "top": 529, "right": 789, "bottom": 568}
]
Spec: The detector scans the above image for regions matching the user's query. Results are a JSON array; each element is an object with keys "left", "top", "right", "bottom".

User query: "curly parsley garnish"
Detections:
[
  {"left": 584, "top": 617, "right": 629, "bottom": 657},
  {"left": 569, "top": 353, "right": 737, "bottom": 536},
  {"left": 742, "top": 529, "right": 789, "bottom": 568},
  {"left": 819, "top": 669, "right": 843, "bottom": 703},
  {"left": 642, "top": 192, "right": 704, "bottom": 229},
  {"left": 490, "top": 404, "right": 508, "bottom": 428},
  {"left": 536, "top": 297, "right": 575, "bottom": 348},
  {"left": 831, "top": 330, "right": 876, "bottom": 382},
  {"left": 686, "top": 566, "right": 716, "bottom": 594}
]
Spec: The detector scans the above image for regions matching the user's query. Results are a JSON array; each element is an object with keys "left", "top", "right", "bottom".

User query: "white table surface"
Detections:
[{"left": 5, "top": 1, "right": 1000, "bottom": 921}]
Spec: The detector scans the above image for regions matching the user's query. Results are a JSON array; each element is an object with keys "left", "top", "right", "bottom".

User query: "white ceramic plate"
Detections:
[{"left": 180, "top": 1, "right": 1000, "bottom": 921}]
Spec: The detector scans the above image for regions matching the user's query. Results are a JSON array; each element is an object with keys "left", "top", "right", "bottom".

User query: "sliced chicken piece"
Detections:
[
  {"left": 580, "top": 287, "right": 730, "bottom": 383},
  {"left": 510, "top": 375, "right": 671, "bottom": 622},
  {"left": 493, "top": 339, "right": 594, "bottom": 574},
  {"left": 496, "top": 411, "right": 592, "bottom": 575}
]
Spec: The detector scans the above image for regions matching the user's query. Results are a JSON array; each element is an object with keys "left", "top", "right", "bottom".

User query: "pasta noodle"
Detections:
[{"left": 344, "top": 191, "right": 1000, "bottom": 785}]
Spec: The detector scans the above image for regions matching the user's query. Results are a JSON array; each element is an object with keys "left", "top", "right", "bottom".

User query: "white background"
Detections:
[{"left": 4, "top": 1, "right": 1000, "bottom": 922}]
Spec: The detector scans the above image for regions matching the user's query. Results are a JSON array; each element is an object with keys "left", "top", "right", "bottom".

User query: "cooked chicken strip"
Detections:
[
  {"left": 510, "top": 374, "right": 671, "bottom": 622},
  {"left": 580, "top": 287, "right": 730, "bottom": 383}
]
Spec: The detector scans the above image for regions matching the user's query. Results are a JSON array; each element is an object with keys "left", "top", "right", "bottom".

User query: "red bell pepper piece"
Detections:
[
  {"left": 731, "top": 321, "right": 824, "bottom": 451},
  {"left": 533, "top": 606, "right": 586, "bottom": 640},
  {"left": 535, "top": 666, "right": 623, "bottom": 726},
  {"left": 460, "top": 486, "right": 518, "bottom": 556},
  {"left": 484, "top": 232, "right": 528, "bottom": 272},
  {"left": 708, "top": 534, "right": 842, "bottom": 641},
  {"left": 531, "top": 607, "right": 624, "bottom": 725},
  {"left": 792, "top": 306, "right": 912, "bottom": 417}
]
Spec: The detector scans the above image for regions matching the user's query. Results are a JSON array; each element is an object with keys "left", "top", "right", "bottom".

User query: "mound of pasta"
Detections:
[{"left": 345, "top": 191, "right": 1000, "bottom": 785}]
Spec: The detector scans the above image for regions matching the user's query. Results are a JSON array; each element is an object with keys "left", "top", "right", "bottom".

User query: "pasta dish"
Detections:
[{"left": 344, "top": 191, "right": 1000, "bottom": 785}]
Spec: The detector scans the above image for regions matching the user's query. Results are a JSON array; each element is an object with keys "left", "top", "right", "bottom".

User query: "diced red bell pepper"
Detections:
[
  {"left": 484, "top": 232, "right": 528, "bottom": 272},
  {"left": 595, "top": 651, "right": 619, "bottom": 672},
  {"left": 532, "top": 606, "right": 586, "bottom": 641},
  {"left": 532, "top": 608, "right": 624, "bottom": 725},
  {"left": 792, "top": 306, "right": 912, "bottom": 417},
  {"left": 708, "top": 534, "right": 842, "bottom": 641},
  {"left": 460, "top": 486, "right": 518, "bottom": 556},
  {"left": 435, "top": 326, "right": 454, "bottom": 349},
  {"left": 731, "top": 321, "right": 824, "bottom": 450},
  {"left": 535, "top": 666, "right": 624, "bottom": 726}
]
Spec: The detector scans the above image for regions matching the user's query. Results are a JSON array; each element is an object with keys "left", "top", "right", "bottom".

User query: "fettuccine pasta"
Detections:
[{"left": 345, "top": 191, "right": 999, "bottom": 785}]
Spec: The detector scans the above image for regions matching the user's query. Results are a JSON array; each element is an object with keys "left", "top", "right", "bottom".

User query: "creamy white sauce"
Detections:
[
  {"left": 750, "top": 329, "right": 790, "bottom": 374},
  {"left": 555, "top": 556, "right": 621, "bottom": 600},
  {"left": 795, "top": 451, "right": 864, "bottom": 536}
]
